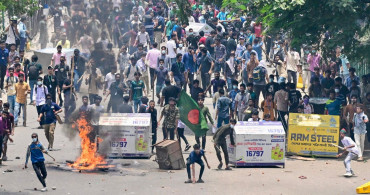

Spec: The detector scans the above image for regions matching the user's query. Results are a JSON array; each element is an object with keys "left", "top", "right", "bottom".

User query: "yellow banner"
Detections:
[{"left": 287, "top": 113, "right": 339, "bottom": 157}]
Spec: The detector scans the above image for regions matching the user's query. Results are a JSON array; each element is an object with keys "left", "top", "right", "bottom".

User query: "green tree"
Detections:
[
  {"left": 223, "top": 0, "right": 370, "bottom": 66},
  {"left": 0, "top": 0, "right": 39, "bottom": 16}
]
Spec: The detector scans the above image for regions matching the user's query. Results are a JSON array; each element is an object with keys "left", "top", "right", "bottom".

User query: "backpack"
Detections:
[
  {"left": 35, "top": 85, "right": 47, "bottom": 98},
  {"left": 6, "top": 76, "right": 18, "bottom": 84},
  {"left": 253, "top": 66, "right": 265, "bottom": 82},
  {"left": 28, "top": 63, "right": 39, "bottom": 80}
]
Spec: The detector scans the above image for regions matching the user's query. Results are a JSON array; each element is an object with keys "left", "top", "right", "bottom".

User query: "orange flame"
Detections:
[{"left": 69, "top": 116, "right": 107, "bottom": 170}]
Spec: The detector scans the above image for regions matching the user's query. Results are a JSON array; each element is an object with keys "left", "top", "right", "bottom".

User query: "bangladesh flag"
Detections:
[{"left": 177, "top": 90, "right": 209, "bottom": 137}]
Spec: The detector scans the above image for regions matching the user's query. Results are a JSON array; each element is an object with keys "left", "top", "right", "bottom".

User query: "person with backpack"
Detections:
[
  {"left": 28, "top": 55, "right": 43, "bottom": 104},
  {"left": 5, "top": 67, "right": 18, "bottom": 115},
  {"left": 33, "top": 77, "right": 48, "bottom": 129},
  {"left": 252, "top": 60, "right": 268, "bottom": 105}
]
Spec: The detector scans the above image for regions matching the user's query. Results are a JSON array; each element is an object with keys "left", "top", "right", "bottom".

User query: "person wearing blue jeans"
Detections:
[
  {"left": 14, "top": 102, "right": 27, "bottom": 126},
  {"left": 185, "top": 144, "right": 210, "bottom": 184},
  {"left": 215, "top": 89, "right": 231, "bottom": 128},
  {"left": 14, "top": 73, "right": 30, "bottom": 126},
  {"left": 29, "top": 80, "right": 36, "bottom": 103}
]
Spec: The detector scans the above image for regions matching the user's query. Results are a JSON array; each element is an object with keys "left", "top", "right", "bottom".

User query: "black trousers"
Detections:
[
  {"left": 277, "top": 110, "right": 288, "bottom": 133},
  {"left": 152, "top": 124, "right": 157, "bottom": 152},
  {"left": 32, "top": 161, "right": 47, "bottom": 187},
  {"left": 195, "top": 135, "right": 206, "bottom": 149},
  {"left": 186, "top": 159, "right": 204, "bottom": 180},
  {"left": 36, "top": 105, "right": 43, "bottom": 126},
  {"left": 89, "top": 94, "right": 99, "bottom": 105},
  {"left": 0, "top": 65, "right": 7, "bottom": 90},
  {"left": 57, "top": 82, "right": 64, "bottom": 106},
  {"left": 215, "top": 141, "right": 229, "bottom": 165},
  {"left": 185, "top": 72, "right": 194, "bottom": 92},
  {"left": 201, "top": 72, "right": 211, "bottom": 96},
  {"left": 149, "top": 67, "right": 156, "bottom": 89},
  {"left": 163, "top": 127, "right": 175, "bottom": 140},
  {"left": 177, "top": 128, "right": 189, "bottom": 146}
]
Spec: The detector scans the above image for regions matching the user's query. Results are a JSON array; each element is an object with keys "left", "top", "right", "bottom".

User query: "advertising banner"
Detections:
[
  {"left": 287, "top": 113, "right": 339, "bottom": 157},
  {"left": 99, "top": 113, "right": 151, "bottom": 158},
  {"left": 228, "top": 121, "right": 285, "bottom": 167}
]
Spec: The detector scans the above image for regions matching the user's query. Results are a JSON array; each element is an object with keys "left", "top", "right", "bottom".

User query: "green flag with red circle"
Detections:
[{"left": 177, "top": 90, "right": 209, "bottom": 137}]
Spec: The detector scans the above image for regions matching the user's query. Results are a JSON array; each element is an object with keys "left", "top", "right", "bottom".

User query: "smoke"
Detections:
[{"left": 61, "top": 110, "right": 80, "bottom": 140}]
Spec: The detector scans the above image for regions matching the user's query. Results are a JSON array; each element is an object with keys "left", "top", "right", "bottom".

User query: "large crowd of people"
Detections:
[{"left": 0, "top": 0, "right": 369, "bottom": 189}]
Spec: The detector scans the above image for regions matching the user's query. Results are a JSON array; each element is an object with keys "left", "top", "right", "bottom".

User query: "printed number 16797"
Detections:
[{"left": 246, "top": 151, "right": 264, "bottom": 157}]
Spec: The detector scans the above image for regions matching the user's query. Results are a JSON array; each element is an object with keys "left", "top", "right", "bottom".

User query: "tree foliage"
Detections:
[
  {"left": 223, "top": 0, "right": 370, "bottom": 64},
  {"left": 0, "top": 0, "right": 39, "bottom": 17}
]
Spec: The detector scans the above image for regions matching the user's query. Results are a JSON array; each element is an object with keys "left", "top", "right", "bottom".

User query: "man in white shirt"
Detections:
[
  {"left": 135, "top": 25, "right": 150, "bottom": 51},
  {"left": 136, "top": 53, "right": 149, "bottom": 95},
  {"left": 166, "top": 34, "right": 177, "bottom": 65},
  {"left": 33, "top": 77, "right": 48, "bottom": 129},
  {"left": 337, "top": 129, "right": 359, "bottom": 177},
  {"left": 285, "top": 48, "right": 300, "bottom": 87}
]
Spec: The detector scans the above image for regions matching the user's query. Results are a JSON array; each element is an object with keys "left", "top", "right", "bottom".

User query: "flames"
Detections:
[{"left": 68, "top": 116, "right": 109, "bottom": 170}]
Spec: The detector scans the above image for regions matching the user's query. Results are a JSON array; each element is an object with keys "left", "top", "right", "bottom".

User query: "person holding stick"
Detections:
[
  {"left": 185, "top": 144, "right": 211, "bottom": 184},
  {"left": 337, "top": 129, "right": 359, "bottom": 177},
  {"left": 24, "top": 133, "right": 48, "bottom": 192}
]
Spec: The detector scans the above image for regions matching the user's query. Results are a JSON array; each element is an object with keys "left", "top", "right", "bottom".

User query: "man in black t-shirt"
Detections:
[
  {"left": 43, "top": 66, "right": 58, "bottom": 103},
  {"left": 205, "top": 30, "right": 216, "bottom": 56},
  {"left": 265, "top": 75, "right": 280, "bottom": 98},
  {"left": 105, "top": 73, "right": 125, "bottom": 113},
  {"left": 54, "top": 56, "right": 70, "bottom": 106},
  {"left": 287, "top": 82, "right": 302, "bottom": 113},
  {"left": 160, "top": 79, "right": 181, "bottom": 107},
  {"left": 198, "top": 48, "right": 214, "bottom": 96},
  {"left": 62, "top": 72, "right": 76, "bottom": 123},
  {"left": 190, "top": 80, "right": 204, "bottom": 102}
]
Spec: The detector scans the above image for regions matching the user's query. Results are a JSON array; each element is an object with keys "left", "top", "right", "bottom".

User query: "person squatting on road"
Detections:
[
  {"left": 25, "top": 133, "right": 48, "bottom": 192},
  {"left": 185, "top": 144, "right": 211, "bottom": 184}
]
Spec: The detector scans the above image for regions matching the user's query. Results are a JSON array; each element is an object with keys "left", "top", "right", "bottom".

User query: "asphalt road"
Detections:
[{"left": 0, "top": 82, "right": 369, "bottom": 195}]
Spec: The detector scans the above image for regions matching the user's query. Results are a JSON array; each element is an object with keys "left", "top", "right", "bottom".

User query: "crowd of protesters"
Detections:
[{"left": 0, "top": 0, "right": 369, "bottom": 186}]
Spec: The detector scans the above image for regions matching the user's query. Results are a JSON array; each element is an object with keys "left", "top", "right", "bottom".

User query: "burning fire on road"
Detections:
[{"left": 67, "top": 116, "right": 114, "bottom": 171}]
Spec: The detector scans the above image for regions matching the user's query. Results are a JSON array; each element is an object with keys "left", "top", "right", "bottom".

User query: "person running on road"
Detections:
[
  {"left": 24, "top": 133, "right": 48, "bottom": 192},
  {"left": 337, "top": 129, "right": 359, "bottom": 177}
]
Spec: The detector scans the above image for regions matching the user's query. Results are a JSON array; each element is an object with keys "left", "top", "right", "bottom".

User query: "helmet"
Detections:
[{"left": 10, "top": 16, "right": 18, "bottom": 21}]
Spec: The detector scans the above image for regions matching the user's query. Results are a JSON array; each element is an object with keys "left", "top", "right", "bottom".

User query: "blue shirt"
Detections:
[
  {"left": 182, "top": 52, "right": 196, "bottom": 73},
  {"left": 217, "top": 12, "right": 227, "bottom": 21},
  {"left": 0, "top": 48, "right": 9, "bottom": 66},
  {"left": 40, "top": 103, "right": 61, "bottom": 124},
  {"left": 18, "top": 22, "right": 27, "bottom": 38},
  {"left": 345, "top": 75, "right": 360, "bottom": 89},
  {"left": 188, "top": 150, "right": 204, "bottom": 164},
  {"left": 27, "top": 142, "right": 45, "bottom": 164},
  {"left": 229, "top": 89, "right": 239, "bottom": 111},
  {"left": 217, "top": 96, "right": 232, "bottom": 118},
  {"left": 252, "top": 42, "right": 263, "bottom": 61},
  {"left": 325, "top": 99, "right": 341, "bottom": 115}
]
